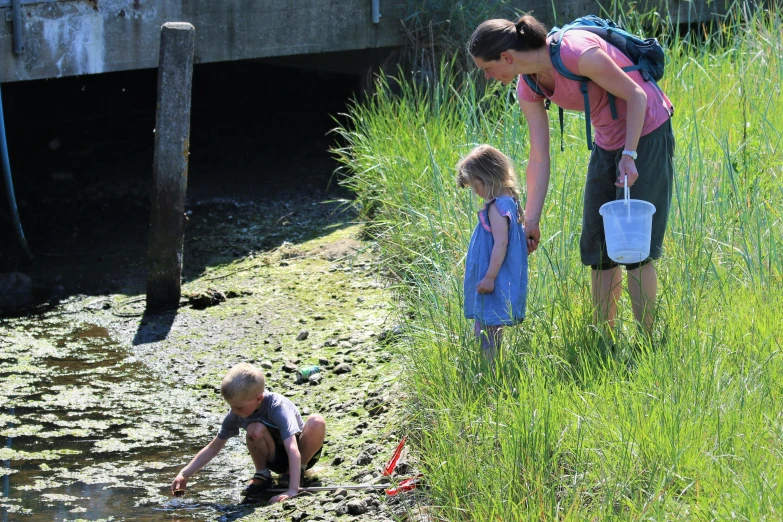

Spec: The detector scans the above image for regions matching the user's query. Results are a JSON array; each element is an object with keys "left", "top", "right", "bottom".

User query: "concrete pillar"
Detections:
[{"left": 146, "top": 22, "right": 195, "bottom": 311}]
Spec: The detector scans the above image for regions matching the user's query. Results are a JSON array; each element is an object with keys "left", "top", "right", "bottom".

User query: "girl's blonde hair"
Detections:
[{"left": 456, "top": 145, "right": 522, "bottom": 220}]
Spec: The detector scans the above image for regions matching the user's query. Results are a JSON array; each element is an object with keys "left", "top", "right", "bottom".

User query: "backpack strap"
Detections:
[{"left": 549, "top": 30, "right": 595, "bottom": 150}]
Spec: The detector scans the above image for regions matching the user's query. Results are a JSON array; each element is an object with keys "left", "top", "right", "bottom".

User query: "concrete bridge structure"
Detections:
[{"left": 1, "top": 0, "right": 742, "bottom": 84}]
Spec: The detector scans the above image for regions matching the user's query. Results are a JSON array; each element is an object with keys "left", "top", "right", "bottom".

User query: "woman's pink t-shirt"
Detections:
[{"left": 516, "top": 31, "right": 673, "bottom": 150}]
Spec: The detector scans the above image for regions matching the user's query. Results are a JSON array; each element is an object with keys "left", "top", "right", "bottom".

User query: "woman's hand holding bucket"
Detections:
[{"left": 616, "top": 155, "right": 639, "bottom": 187}]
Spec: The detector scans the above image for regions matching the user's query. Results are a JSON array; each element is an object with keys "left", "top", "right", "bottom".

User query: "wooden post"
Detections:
[{"left": 146, "top": 22, "right": 195, "bottom": 311}]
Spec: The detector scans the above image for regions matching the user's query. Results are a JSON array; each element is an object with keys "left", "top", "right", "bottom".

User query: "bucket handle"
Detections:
[
  {"left": 624, "top": 175, "right": 629, "bottom": 202},
  {"left": 624, "top": 176, "right": 630, "bottom": 222}
]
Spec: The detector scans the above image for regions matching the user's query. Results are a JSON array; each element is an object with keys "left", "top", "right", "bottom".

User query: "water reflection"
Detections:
[{"left": 0, "top": 318, "right": 251, "bottom": 520}]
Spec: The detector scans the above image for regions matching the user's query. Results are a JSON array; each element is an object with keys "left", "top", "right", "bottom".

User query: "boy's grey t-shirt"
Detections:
[{"left": 217, "top": 392, "right": 304, "bottom": 442}]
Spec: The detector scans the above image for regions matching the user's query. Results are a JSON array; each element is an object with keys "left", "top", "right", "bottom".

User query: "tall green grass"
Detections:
[{"left": 333, "top": 4, "right": 783, "bottom": 520}]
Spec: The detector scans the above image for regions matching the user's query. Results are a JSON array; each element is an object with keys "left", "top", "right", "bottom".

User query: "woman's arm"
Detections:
[
  {"left": 518, "top": 98, "right": 551, "bottom": 253},
  {"left": 576, "top": 47, "right": 647, "bottom": 187}
]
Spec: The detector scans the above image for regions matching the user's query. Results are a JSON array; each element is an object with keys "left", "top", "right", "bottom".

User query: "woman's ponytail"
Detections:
[{"left": 514, "top": 16, "right": 547, "bottom": 49}]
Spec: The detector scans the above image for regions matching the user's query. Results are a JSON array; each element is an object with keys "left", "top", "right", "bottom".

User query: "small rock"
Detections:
[
  {"left": 378, "top": 325, "right": 404, "bottom": 344},
  {"left": 333, "top": 363, "right": 352, "bottom": 375},
  {"left": 394, "top": 461, "right": 411, "bottom": 475},
  {"left": 335, "top": 503, "right": 349, "bottom": 515},
  {"left": 188, "top": 288, "right": 226, "bottom": 309},
  {"left": 364, "top": 397, "right": 387, "bottom": 417},
  {"left": 308, "top": 373, "right": 323, "bottom": 385},
  {"left": 353, "top": 452, "right": 373, "bottom": 466},
  {"left": 291, "top": 512, "right": 309, "bottom": 522},
  {"left": 346, "top": 500, "right": 367, "bottom": 515},
  {"left": 332, "top": 456, "right": 344, "bottom": 466},
  {"left": 282, "top": 362, "right": 298, "bottom": 373},
  {"left": 323, "top": 339, "right": 338, "bottom": 347},
  {"left": 333, "top": 488, "right": 348, "bottom": 499},
  {"left": 296, "top": 330, "right": 309, "bottom": 341},
  {"left": 318, "top": 357, "right": 330, "bottom": 366},
  {"left": 261, "top": 361, "right": 273, "bottom": 369}
]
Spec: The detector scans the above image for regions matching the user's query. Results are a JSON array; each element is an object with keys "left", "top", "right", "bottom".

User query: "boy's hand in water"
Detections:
[
  {"left": 477, "top": 276, "right": 495, "bottom": 294},
  {"left": 269, "top": 488, "right": 299, "bottom": 504},
  {"left": 171, "top": 473, "right": 188, "bottom": 495}
]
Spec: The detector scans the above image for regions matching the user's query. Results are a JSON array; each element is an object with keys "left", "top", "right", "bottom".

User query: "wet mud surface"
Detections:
[
  {"left": 1, "top": 195, "right": 423, "bottom": 521},
  {"left": 1, "top": 61, "right": 425, "bottom": 521}
]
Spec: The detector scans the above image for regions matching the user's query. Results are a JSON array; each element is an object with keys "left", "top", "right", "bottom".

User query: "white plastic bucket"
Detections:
[{"left": 598, "top": 181, "right": 656, "bottom": 264}]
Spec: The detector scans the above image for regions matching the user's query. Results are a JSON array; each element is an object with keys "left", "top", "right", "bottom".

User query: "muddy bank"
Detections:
[{"left": 1, "top": 194, "right": 423, "bottom": 521}]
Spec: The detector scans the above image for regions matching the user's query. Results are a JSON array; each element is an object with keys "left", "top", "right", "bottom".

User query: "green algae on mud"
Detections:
[{"left": 2, "top": 197, "right": 410, "bottom": 521}]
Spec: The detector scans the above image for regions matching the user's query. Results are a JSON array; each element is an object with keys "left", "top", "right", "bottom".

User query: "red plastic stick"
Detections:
[
  {"left": 384, "top": 474, "right": 424, "bottom": 496},
  {"left": 383, "top": 435, "right": 408, "bottom": 476}
]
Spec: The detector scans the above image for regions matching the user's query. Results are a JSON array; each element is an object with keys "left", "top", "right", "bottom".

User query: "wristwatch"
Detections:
[{"left": 622, "top": 150, "right": 638, "bottom": 160}]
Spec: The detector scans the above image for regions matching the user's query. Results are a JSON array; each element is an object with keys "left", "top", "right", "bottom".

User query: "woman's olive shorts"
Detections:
[{"left": 580, "top": 119, "right": 675, "bottom": 270}]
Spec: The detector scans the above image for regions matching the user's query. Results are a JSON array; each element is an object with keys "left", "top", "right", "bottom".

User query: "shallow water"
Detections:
[{"left": 0, "top": 317, "right": 253, "bottom": 521}]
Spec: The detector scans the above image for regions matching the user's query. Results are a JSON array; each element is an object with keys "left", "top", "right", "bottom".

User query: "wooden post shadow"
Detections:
[{"left": 146, "top": 22, "right": 195, "bottom": 312}]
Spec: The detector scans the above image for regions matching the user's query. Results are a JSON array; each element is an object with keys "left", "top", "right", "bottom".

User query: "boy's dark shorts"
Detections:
[
  {"left": 268, "top": 433, "right": 322, "bottom": 474},
  {"left": 580, "top": 119, "right": 675, "bottom": 270}
]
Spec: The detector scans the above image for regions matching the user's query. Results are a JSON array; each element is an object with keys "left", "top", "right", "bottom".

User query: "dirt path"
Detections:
[{"left": 1, "top": 194, "right": 421, "bottom": 521}]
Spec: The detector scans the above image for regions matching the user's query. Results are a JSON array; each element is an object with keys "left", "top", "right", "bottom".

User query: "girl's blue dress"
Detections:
[{"left": 464, "top": 196, "right": 528, "bottom": 327}]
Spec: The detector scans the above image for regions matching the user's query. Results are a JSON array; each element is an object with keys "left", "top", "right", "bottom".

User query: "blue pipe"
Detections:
[{"left": 0, "top": 83, "right": 34, "bottom": 260}]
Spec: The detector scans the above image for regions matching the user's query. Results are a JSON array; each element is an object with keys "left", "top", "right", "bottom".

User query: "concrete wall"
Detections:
[
  {"left": 1, "top": 0, "right": 747, "bottom": 83},
  {"left": 0, "top": 0, "right": 406, "bottom": 83}
]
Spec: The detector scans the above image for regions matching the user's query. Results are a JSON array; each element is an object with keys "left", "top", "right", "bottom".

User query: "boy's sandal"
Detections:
[{"left": 241, "top": 472, "right": 273, "bottom": 497}]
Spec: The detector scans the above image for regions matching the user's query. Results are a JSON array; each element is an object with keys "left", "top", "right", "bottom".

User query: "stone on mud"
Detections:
[
  {"left": 0, "top": 272, "right": 33, "bottom": 309},
  {"left": 346, "top": 499, "right": 368, "bottom": 515},
  {"left": 378, "top": 325, "right": 404, "bottom": 344},
  {"left": 187, "top": 288, "right": 226, "bottom": 309},
  {"left": 364, "top": 397, "right": 387, "bottom": 416},
  {"left": 353, "top": 451, "right": 373, "bottom": 466},
  {"left": 333, "top": 363, "right": 352, "bottom": 375},
  {"left": 296, "top": 330, "right": 309, "bottom": 341}
]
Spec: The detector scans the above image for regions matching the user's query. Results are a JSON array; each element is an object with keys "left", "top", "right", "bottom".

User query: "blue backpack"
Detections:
[{"left": 521, "top": 15, "right": 670, "bottom": 150}]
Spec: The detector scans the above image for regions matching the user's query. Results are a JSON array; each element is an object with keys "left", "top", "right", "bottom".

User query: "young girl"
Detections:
[{"left": 456, "top": 144, "right": 528, "bottom": 360}]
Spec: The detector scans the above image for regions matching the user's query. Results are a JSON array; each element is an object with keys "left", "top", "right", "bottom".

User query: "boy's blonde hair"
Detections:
[
  {"left": 221, "top": 363, "right": 265, "bottom": 402},
  {"left": 456, "top": 144, "right": 522, "bottom": 211}
]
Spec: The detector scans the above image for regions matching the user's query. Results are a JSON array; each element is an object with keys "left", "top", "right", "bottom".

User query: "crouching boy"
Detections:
[{"left": 171, "top": 363, "right": 326, "bottom": 503}]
